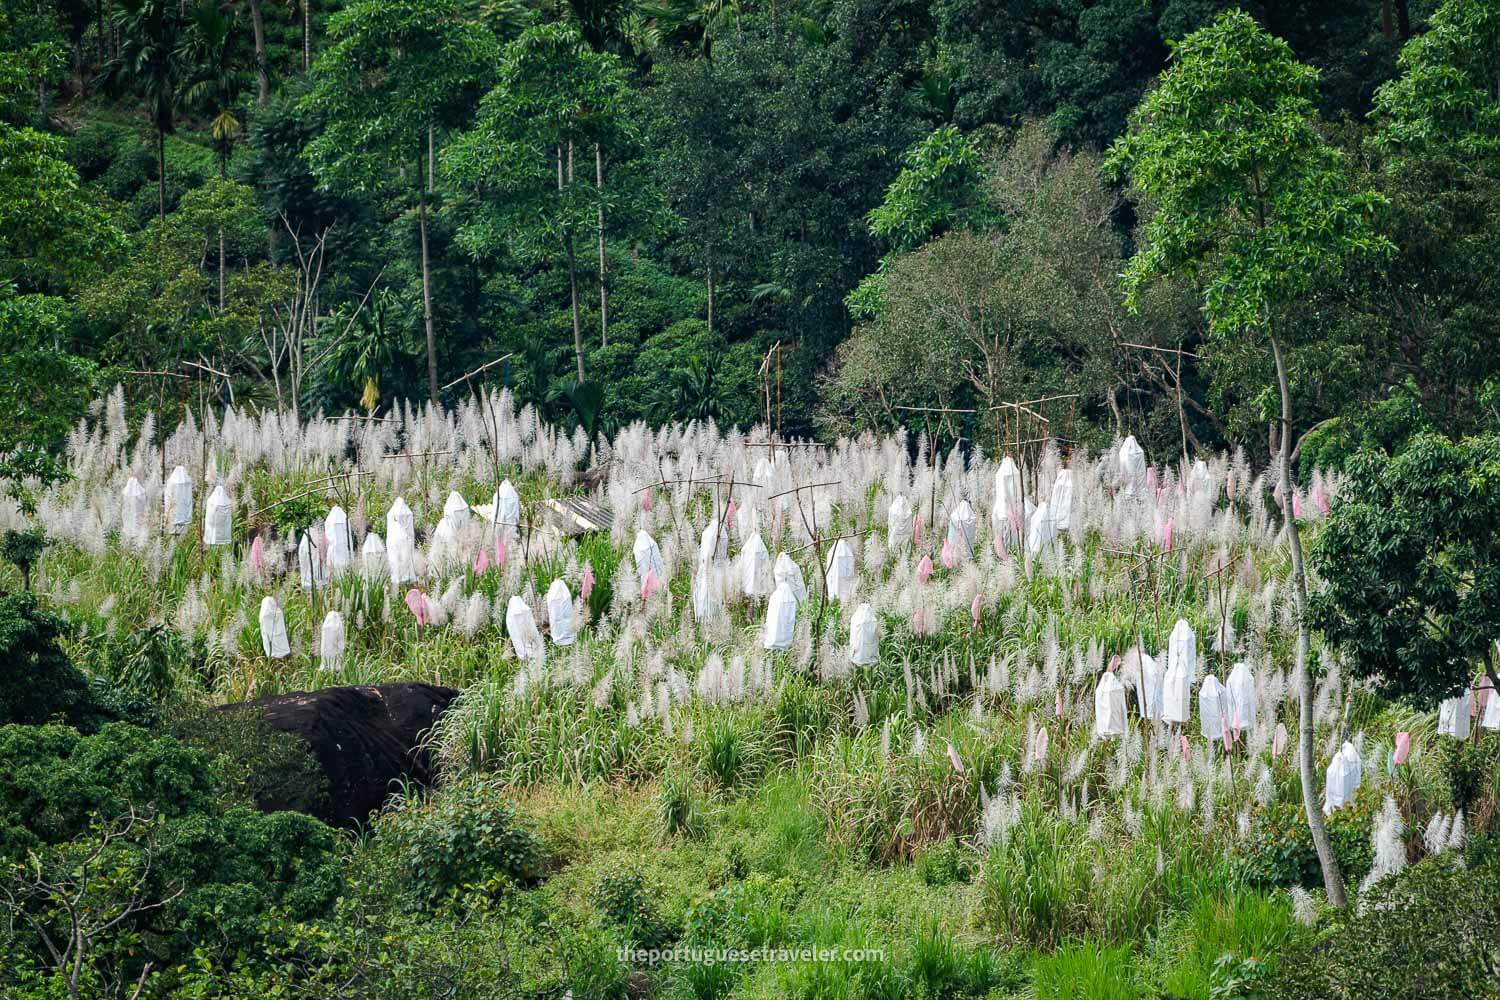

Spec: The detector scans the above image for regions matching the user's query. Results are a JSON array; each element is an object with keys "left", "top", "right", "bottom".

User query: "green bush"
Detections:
[
  {"left": 371, "top": 779, "right": 543, "bottom": 910},
  {"left": 1239, "top": 794, "right": 1376, "bottom": 889},
  {"left": 1267, "top": 856, "right": 1500, "bottom": 998},
  {"left": 698, "top": 710, "right": 771, "bottom": 791},
  {"left": 0, "top": 593, "right": 119, "bottom": 732},
  {"left": 590, "top": 861, "right": 679, "bottom": 951},
  {"left": 170, "top": 708, "right": 331, "bottom": 820}
]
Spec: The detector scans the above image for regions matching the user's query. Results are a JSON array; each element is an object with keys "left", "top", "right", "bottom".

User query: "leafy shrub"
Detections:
[
  {"left": 1239, "top": 794, "right": 1376, "bottom": 889},
  {"left": 0, "top": 593, "right": 120, "bottom": 732},
  {"left": 1266, "top": 856, "right": 1500, "bottom": 998},
  {"left": 590, "top": 862, "right": 678, "bottom": 951},
  {"left": 170, "top": 708, "right": 331, "bottom": 818},
  {"left": 913, "top": 836, "right": 974, "bottom": 887},
  {"left": 371, "top": 779, "right": 543, "bottom": 909}
]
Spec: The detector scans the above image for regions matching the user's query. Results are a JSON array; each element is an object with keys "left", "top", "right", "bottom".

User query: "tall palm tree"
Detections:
[
  {"left": 182, "top": 1, "right": 248, "bottom": 308},
  {"left": 105, "top": 0, "right": 186, "bottom": 225}
]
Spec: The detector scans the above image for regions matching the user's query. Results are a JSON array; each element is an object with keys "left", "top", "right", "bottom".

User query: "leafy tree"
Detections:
[
  {"left": 301, "top": 0, "right": 498, "bottom": 402},
  {"left": 0, "top": 594, "right": 106, "bottom": 732},
  {"left": 0, "top": 352, "right": 98, "bottom": 514},
  {"left": 1310, "top": 433, "right": 1500, "bottom": 704},
  {"left": 104, "top": 0, "right": 187, "bottom": 225},
  {"left": 1107, "top": 10, "right": 1390, "bottom": 907},
  {"left": 447, "top": 22, "right": 637, "bottom": 385}
]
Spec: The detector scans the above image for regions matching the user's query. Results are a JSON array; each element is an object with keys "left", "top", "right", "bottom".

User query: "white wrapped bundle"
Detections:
[
  {"left": 1161, "top": 650, "right": 1193, "bottom": 724},
  {"left": 1323, "top": 742, "right": 1362, "bottom": 814},
  {"left": 505, "top": 596, "right": 544, "bottom": 664},
  {"left": 692, "top": 570, "right": 721, "bottom": 623},
  {"left": 1131, "top": 647, "right": 1164, "bottom": 720},
  {"left": 849, "top": 602, "right": 879, "bottom": 665},
  {"left": 429, "top": 515, "right": 460, "bottom": 569},
  {"left": 386, "top": 498, "right": 417, "bottom": 584},
  {"left": 947, "top": 499, "right": 977, "bottom": 559},
  {"left": 992, "top": 457, "right": 1024, "bottom": 541},
  {"left": 258, "top": 596, "right": 290, "bottom": 658},
  {"left": 753, "top": 456, "right": 774, "bottom": 483},
  {"left": 1226, "top": 661, "right": 1257, "bottom": 731},
  {"left": 319, "top": 611, "right": 345, "bottom": 671},
  {"left": 298, "top": 530, "right": 328, "bottom": 590},
  {"left": 1094, "top": 672, "right": 1128, "bottom": 737},
  {"left": 740, "top": 533, "right": 772, "bottom": 597},
  {"left": 762, "top": 581, "right": 797, "bottom": 650},
  {"left": 546, "top": 579, "right": 576, "bottom": 645},
  {"left": 203, "top": 485, "right": 232, "bottom": 546},
  {"left": 1198, "top": 675, "right": 1227, "bottom": 742},
  {"left": 1026, "top": 501, "right": 1056, "bottom": 554},
  {"left": 1482, "top": 682, "right": 1500, "bottom": 731},
  {"left": 825, "top": 539, "right": 856, "bottom": 602},
  {"left": 361, "top": 532, "right": 387, "bottom": 578},
  {"left": 699, "top": 520, "right": 728, "bottom": 569},
  {"left": 887, "top": 494, "right": 913, "bottom": 547},
  {"left": 1119, "top": 435, "right": 1147, "bottom": 495},
  {"left": 1190, "top": 459, "right": 1217, "bottom": 506},
  {"left": 773, "top": 552, "right": 807, "bottom": 603},
  {"left": 491, "top": 480, "right": 521, "bottom": 534},
  {"left": 164, "top": 465, "right": 193, "bottom": 535},
  {"left": 121, "top": 476, "right": 148, "bottom": 546},
  {"left": 326, "top": 506, "right": 353, "bottom": 573},
  {"left": 442, "top": 490, "right": 470, "bottom": 530},
  {"left": 1168, "top": 619, "right": 1197, "bottom": 686},
  {"left": 632, "top": 530, "right": 665, "bottom": 581},
  {"left": 1050, "top": 470, "right": 1075, "bottom": 533},
  {"left": 1438, "top": 689, "right": 1472, "bottom": 740}
]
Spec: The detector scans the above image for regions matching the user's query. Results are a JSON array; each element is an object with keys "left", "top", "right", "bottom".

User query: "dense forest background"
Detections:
[{"left": 2, "top": 0, "right": 1497, "bottom": 466}]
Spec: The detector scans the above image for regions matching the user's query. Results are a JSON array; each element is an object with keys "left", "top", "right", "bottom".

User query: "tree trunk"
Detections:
[
  {"left": 303, "top": 0, "right": 312, "bottom": 71},
  {"left": 156, "top": 128, "right": 167, "bottom": 225},
  {"left": 249, "top": 0, "right": 269, "bottom": 105},
  {"left": 568, "top": 239, "right": 584, "bottom": 382},
  {"left": 419, "top": 153, "right": 438, "bottom": 404},
  {"left": 1271, "top": 330, "right": 1348, "bottom": 909},
  {"left": 595, "top": 144, "right": 608, "bottom": 348},
  {"left": 706, "top": 259, "right": 714, "bottom": 336},
  {"left": 218, "top": 227, "right": 225, "bottom": 310}
]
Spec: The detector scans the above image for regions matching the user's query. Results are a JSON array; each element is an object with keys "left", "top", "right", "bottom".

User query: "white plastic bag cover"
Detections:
[
  {"left": 1198, "top": 675, "right": 1227, "bottom": 742},
  {"left": 947, "top": 499, "right": 977, "bottom": 559},
  {"left": 633, "top": 530, "right": 665, "bottom": 581},
  {"left": 887, "top": 494, "right": 913, "bottom": 547},
  {"left": 1026, "top": 501, "right": 1056, "bottom": 554},
  {"left": 298, "top": 530, "right": 328, "bottom": 590},
  {"left": 506, "top": 596, "right": 545, "bottom": 663},
  {"left": 762, "top": 581, "right": 798, "bottom": 650},
  {"left": 1323, "top": 742, "right": 1362, "bottom": 814},
  {"left": 1133, "top": 647, "right": 1163, "bottom": 720},
  {"left": 992, "top": 457, "right": 1024, "bottom": 540},
  {"left": 164, "top": 465, "right": 193, "bottom": 535},
  {"left": 1094, "top": 671, "right": 1127, "bottom": 737},
  {"left": 319, "top": 611, "right": 345, "bottom": 670},
  {"left": 692, "top": 571, "right": 720, "bottom": 623},
  {"left": 325, "top": 506, "right": 353, "bottom": 572},
  {"left": 1168, "top": 619, "right": 1197, "bottom": 686},
  {"left": 1482, "top": 681, "right": 1500, "bottom": 731},
  {"left": 1050, "top": 470, "right": 1075, "bottom": 533},
  {"left": 699, "top": 520, "right": 728, "bottom": 569},
  {"left": 386, "top": 498, "right": 417, "bottom": 584},
  {"left": 1119, "top": 436, "right": 1147, "bottom": 495},
  {"left": 774, "top": 552, "right": 807, "bottom": 603},
  {"left": 740, "top": 532, "right": 772, "bottom": 597},
  {"left": 1438, "top": 689, "right": 1472, "bottom": 740},
  {"left": 825, "top": 539, "right": 856, "bottom": 602},
  {"left": 430, "top": 515, "right": 460, "bottom": 568},
  {"left": 1225, "top": 661, "right": 1257, "bottom": 731},
  {"left": 1161, "top": 650, "right": 1193, "bottom": 724},
  {"left": 546, "top": 578, "right": 577, "bottom": 645},
  {"left": 361, "top": 532, "right": 387, "bottom": 578},
  {"left": 121, "top": 477, "right": 148, "bottom": 546},
  {"left": 258, "top": 596, "right": 290, "bottom": 659},
  {"left": 442, "top": 491, "right": 470, "bottom": 533},
  {"left": 203, "top": 485, "right": 232, "bottom": 546},
  {"left": 849, "top": 602, "right": 879, "bottom": 665},
  {"left": 492, "top": 480, "right": 521, "bottom": 531}
]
